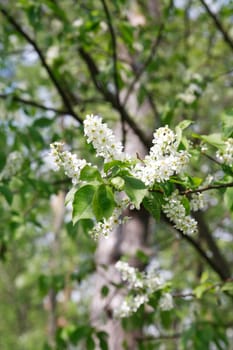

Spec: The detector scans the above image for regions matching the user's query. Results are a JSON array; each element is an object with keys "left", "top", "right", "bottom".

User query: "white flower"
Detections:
[
  {"left": 49, "top": 142, "right": 88, "bottom": 184},
  {"left": 115, "top": 261, "right": 144, "bottom": 289},
  {"left": 177, "top": 83, "right": 202, "bottom": 105},
  {"left": 0, "top": 151, "right": 23, "bottom": 180},
  {"left": 162, "top": 191, "right": 198, "bottom": 235},
  {"left": 83, "top": 114, "right": 125, "bottom": 162},
  {"left": 190, "top": 192, "right": 207, "bottom": 212},
  {"left": 216, "top": 138, "right": 233, "bottom": 166},
  {"left": 131, "top": 126, "right": 190, "bottom": 187},
  {"left": 89, "top": 196, "right": 130, "bottom": 240},
  {"left": 114, "top": 294, "right": 148, "bottom": 318},
  {"left": 159, "top": 293, "right": 174, "bottom": 311}
]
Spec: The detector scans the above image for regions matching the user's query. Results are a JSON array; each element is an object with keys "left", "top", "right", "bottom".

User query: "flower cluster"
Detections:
[
  {"left": 84, "top": 114, "right": 124, "bottom": 162},
  {"left": 89, "top": 197, "right": 129, "bottom": 240},
  {"left": 190, "top": 192, "right": 207, "bottom": 212},
  {"left": 159, "top": 293, "right": 174, "bottom": 311},
  {"left": 0, "top": 151, "right": 23, "bottom": 180},
  {"left": 162, "top": 191, "right": 198, "bottom": 235},
  {"left": 216, "top": 138, "right": 233, "bottom": 166},
  {"left": 114, "top": 261, "right": 173, "bottom": 318},
  {"left": 50, "top": 142, "right": 88, "bottom": 184},
  {"left": 132, "top": 126, "right": 190, "bottom": 186},
  {"left": 177, "top": 81, "right": 202, "bottom": 105}
]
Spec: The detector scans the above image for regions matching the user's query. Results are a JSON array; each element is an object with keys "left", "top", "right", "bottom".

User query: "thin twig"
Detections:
[
  {"left": 200, "top": 0, "right": 233, "bottom": 52},
  {"left": 0, "top": 93, "right": 66, "bottom": 114},
  {"left": 123, "top": 21, "right": 165, "bottom": 107},
  {"left": 100, "top": 0, "right": 120, "bottom": 103},
  {"left": 79, "top": 47, "right": 151, "bottom": 149},
  {"left": 0, "top": 7, "right": 82, "bottom": 124},
  {"left": 181, "top": 182, "right": 233, "bottom": 195},
  {"left": 100, "top": 0, "right": 127, "bottom": 146}
]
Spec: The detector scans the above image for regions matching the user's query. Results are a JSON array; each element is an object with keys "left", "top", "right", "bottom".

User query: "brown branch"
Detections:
[
  {"left": 194, "top": 212, "right": 231, "bottom": 280},
  {"left": 163, "top": 215, "right": 230, "bottom": 281},
  {"left": 100, "top": 0, "right": 127, "bottom": 145},
  {"left": 200, "top": 0, "right": 233, "bottom": 52},
  {"left": 0, "top": 7, "right": 83, "bottom": 124},
  {"left": 181, "top": 181, "right": 233, "bottom": 195},
  {"left": 78, "top": 47, "right": 151, "bottom": 149},
  {"left": 136, "top": 332, "right": 181, "bottom": 342},
  {"left": 100, "top": 0, "right": 120, "bottom": 103},
  {"left": 0, "top": 93, "right": 66, "bottom": 114},
  {"left": 123, "top": 21, "right": 165, "bottom": 107}
]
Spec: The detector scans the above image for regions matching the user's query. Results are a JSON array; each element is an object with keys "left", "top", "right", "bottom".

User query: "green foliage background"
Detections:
[{"left": 0, "top": 0, "right": 233, "bottom": 349}]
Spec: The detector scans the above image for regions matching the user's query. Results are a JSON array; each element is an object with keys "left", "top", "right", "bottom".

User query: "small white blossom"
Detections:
[
  {"left": 177, "top": 83, "right": 202, "bottom": 105},
  {"left": 115, "top": 261, "right": 144, "bottom": 289},
  {"left": 84, "top": 114, "right": 125, "bottom": 162},
  {"left": 162, "top": 191, "right": 198, "bottom": 235},
  {"left": 114, "top": 294, "right": 149, "bottom": 318},
  {"left": 190, "top": 192, "right": 207, "bottom": 212},
  {"left": 216, "top": 138, "right": 233, "bottom": 166},
  {"left": 50, "top": 142, "right": 88, "bottom": 184},
  {"left": 0, "top": 151, "right": 23, "bottom": 180},
  {"left": 159, "top": 293, "right": 174, "bottom": 311},
  {"left": 132, "top": 126, "right": 190, "bottom": 187},
  {"left": 89, "top": 196, "right": 130, "bottom": 240}
]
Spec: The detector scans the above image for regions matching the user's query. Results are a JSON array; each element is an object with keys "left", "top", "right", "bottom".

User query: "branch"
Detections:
[
  {"left": 177, "top": 228, "right": 229, "bottom": 281},
  {"left": 100, "top": 0, "right": 120, "bottom": 103},
  {"left": 0, "top": 7, "right": 83, "bottom": 124},
  {"left": 181, "top": 181, "right": 233, "bottom": 195},
  {"left": 100, "top": 0, "right": 127, "bottom": 145},
  {"left": 164, "top": 215, "right": 230, "bottom": 281},
  {"left": 200, "top": 0, "right": 233, "bottom": 52},
  {"left": 78, "top": 47, "right": 151, "bottom": 149},
  {"left": 194, "top": 212, "right": 231, "bottom": 280},
  {"left": 123, "top": 21, "right": 165, "bottom": 107},
  {"left": 0, "top": 93, "right": 66, "bottom": 114},
  {"left": 136, "top": 332, "right": 181, "bottom": 342}
]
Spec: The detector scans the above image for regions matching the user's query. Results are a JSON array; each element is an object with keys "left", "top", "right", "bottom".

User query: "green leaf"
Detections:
[
  {"left": 33, "top": 117, "right": 54, "bottom": 128},
  {"left": 101, "top": 285, "right": 109, "bottom": 298},
  {"left": 86, "top": 335, "right": 95, "bottom": 350},
  {"left": 80, "top": 165, "right": 102, "bottom": 183},
  {"left": 96, "top": 331, "right": 108, "bottom": 350},
  {"left": 72, "top": 185, "right": 96, "bottom": 224},
  {"left": 0, "top": 185, "right": 13, "bottom": 205},
  {"left": 143, "top": 192, "right": 163, "bottom": 221},
  {"left": 181, "top": 196, "right": 190, "bottom": 215},
  {"left": 221, "top": 281, "right": 233, "bottom": 293},
  {"left": 177, "top": 120, "right": 193, "bottom": 131},
  {"left": 224, "top": 187, "right": 233, "bottom": 212},
  {"left": 92, "top": 184, "right": 115, "bottom": 221},
  {"left": 110, "top": 176, "right": 125, "bottom": 190},
  {"left": 201, "top": 134, "right": 225, "bottom": 148},
  {"left": 122, "top": 176, "right": 148, "bottom": 209}
]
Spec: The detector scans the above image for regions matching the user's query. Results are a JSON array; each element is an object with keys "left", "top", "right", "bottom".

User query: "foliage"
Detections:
[{"left": 0, "top": 0, "right": 233, "bottom": 349}]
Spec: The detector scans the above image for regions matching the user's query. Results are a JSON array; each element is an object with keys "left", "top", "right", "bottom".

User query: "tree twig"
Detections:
[
  {"left": 181, "top": 181, "right": 233, "bottom": 195},
  {"left": 0, "top": 93, "right": 66, "bottom": 114},
  {"left": 200, "top": 0, "right": 233, "bottom": 52},
  {"left": 0, "top": 7, "right": 82, "bottom": 124},
  {"left": 78, "top": 47, "right": 151, "bottom": 149}
]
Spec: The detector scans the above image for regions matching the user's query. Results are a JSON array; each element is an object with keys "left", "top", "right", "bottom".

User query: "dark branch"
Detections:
[
  {"left": 194, "top": 212, "right": 231, "bottom": 279},
  {"left": 0, "top": 93, "right": 66, "bottom": 114},
  {"left": 78, "top": 47, "right": 151, "bottom": 149},
  {"left": 164, "top": 215, "right": 230, "bottom": 281},
  {"left": 100, "top": 0, "right": 127, "bottom": 144},
  {"left": 123, "top": 21, "right": 165, "bottom": 107},
  {"left": 181, "top": 181, "right": 233, "bottom": 195},
  {"left": 100, "top": 0, "right": 120, "bottom": 103},
  {"left": 200, "top": 0, "right": 233, "bottom": 52},
  {"left": 0, "top": 7, "right": 83, "bottom": 124}
]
